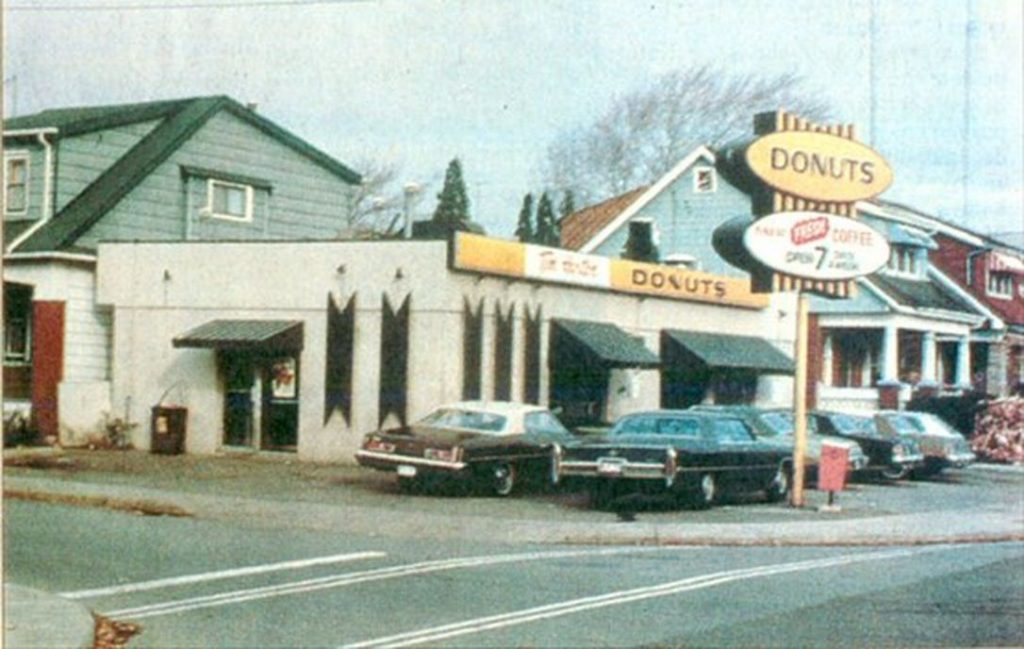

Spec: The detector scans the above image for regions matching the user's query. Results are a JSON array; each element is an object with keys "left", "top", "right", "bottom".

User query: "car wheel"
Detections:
[
  {"left": 911, "top": 460, "right": 943, "bottom": 480},
  {"left": 491, "top": 462, "right": 517, "bottom": 497},
  {"left": 692, "top": 473, "right": 716, "bottom": 509},
  {"left": 881, "top": 464, "right": 910, "bottom": 480},
  {"left": 765, "top": 464, "right": 790, "bottom": 502},
  {"left": 591, "top": 479, "right": 618, "bottom": 510},
  {"left": 397, "top": 475, "right": 420, "bottom": 493}
]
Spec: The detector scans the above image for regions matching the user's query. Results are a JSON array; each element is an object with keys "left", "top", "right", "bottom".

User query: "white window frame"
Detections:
[
  {"left": 986, "top": 270, "right": 1014, "bottom": 299},
  {"left": 4, "top": 152, "right": 30, "bottom": 215},
  {"left": 886, "top": 244, "right": 921, "bottom": 278},
  {"left": 206, "top": 178, "right": 254, "bottom": 222},
  {"left": 693, "top": 166, "right": 717, "bottom": 194}
]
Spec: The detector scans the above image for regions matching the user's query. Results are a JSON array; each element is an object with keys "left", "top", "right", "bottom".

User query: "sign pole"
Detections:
[{"left": 790, "top": 291, "right": 809, "bottom": 507}]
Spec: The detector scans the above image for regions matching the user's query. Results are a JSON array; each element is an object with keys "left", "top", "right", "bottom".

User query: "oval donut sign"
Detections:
[
  {"left": 744, "top": 212, "right": 890, "bottom": 280},
  {"left": 746, "top": 131, "right": 893, "bottom": 202}
]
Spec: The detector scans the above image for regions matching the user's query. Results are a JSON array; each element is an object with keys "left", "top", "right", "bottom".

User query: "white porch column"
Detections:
[
  {"left": 920, "top": 331, "right": 937, "bottom": 385},
  {"left": 821, "top": 333, "right": 833, "bottom": 387},
  {"left": 881, "top": 325, "right": 899, "bottom": 383},
  {"left": 956, "top": 336, "right": 972, "bottom": 387}
]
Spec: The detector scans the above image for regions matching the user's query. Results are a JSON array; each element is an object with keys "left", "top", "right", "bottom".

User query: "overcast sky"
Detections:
[{"left": 4, "top": 0, "right": 1022, "bottom": 239}]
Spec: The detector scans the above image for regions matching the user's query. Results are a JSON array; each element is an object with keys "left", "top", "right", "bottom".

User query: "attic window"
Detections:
[
  {"left": 693, "top": 167, "right": 716, "bottom": 194},
  {"left": 4, "top": 155, "right": 29, "bottom": 214},
  {"left": 207, "top": 179, "right": 253, "bottom": 222},
  {"left": 987, "top": 270, "right": 1013, "bottom": 299}
]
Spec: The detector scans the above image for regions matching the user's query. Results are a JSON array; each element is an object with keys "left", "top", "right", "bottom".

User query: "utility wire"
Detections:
[{"left": 6, "top": 0, "right": 370, "bottom": 12}]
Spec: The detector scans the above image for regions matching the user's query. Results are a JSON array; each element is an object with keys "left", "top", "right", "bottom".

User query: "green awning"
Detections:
[
  {"left": 663, "top": 330, "right": 793, "bottom": 374},
  {"left": 552, "top": 319, "right": 659, "bottom": 368},
  {"left": 173, "top": 319, "right": 303, "bottom": 351}
]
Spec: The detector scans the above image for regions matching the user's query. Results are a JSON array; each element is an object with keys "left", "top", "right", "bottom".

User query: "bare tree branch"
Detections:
[{"left": 543, "top": 65, "right": 832, "bottom": 206}]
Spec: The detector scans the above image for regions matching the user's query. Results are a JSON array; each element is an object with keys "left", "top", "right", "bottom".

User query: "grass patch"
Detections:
[{"left": 4, "top": 489, "right": 192, "bottom": 517}]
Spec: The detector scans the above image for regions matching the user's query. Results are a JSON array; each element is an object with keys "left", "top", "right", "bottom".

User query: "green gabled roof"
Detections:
[
  {"left": 9, "top": 96, "right": 361, "bottom": 253},
  {"left": 4, "top": 98, "right": 197, "bottom": 137},
  {"left": 869, "top": 273, "right": 976, "bottom": 314}
]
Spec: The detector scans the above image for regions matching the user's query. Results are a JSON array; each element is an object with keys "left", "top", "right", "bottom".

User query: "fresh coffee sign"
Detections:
[
  {"left": 746, "top": 130, "right": 893, "bottom": 202},
  {"left": 744, "top": 211, "right": 890, "bottom": 280}
]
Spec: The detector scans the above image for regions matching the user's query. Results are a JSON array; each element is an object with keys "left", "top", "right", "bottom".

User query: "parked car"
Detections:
[
  {"left": 355, "top": 401, "right": 574, "bottom": 496},
  {"left": 689, "top": 405, "right": 868, "bottom": 473},
  {"left": 874, "top": 411, "right": 976, "bottom": 478},
  {"left": 557, "top": 410, "right": 793, "bottom": 510},
  {"left": 811, "top": 410, "right": 924, "bottom": 480}
]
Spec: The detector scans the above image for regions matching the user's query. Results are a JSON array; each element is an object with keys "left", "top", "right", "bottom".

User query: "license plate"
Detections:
[
  {"left": 397, "top": 465, "right": 417, "bottom": 478},
  {"left": 597, "top": 460, "right": 624, "bottom": 475}
]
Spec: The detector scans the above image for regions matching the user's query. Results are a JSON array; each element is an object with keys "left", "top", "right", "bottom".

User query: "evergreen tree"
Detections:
[
  {"left": 515, "top": 193, "right": 535, "bottom": 243},
  {"left": 535, "top": 192, "right": 559, "bottom": 247},
  {"left": 432, "top": 158, "right": 470, "bottom": 225},
  {"left": 558, "top": 190, "right": 576, "bottom": 220}
]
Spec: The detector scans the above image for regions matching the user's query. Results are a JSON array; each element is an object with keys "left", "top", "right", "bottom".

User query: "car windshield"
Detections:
[
  {"left": 711, "top": 418, "right": 755, "bottom": 443},
  {"left": 759, "top": 412, "right": 794, "bottom": 436},
  {"left": 613, "top": 415, "right": 702, "bottom": 437},
  {"left": 830, "top": 413, "right": 876, "bottom": 435},
  {"left": 524, "top": 411, "right": 571, "bottom": 436},
  {"left": 910, "top": 413, "right": 963, "bottom": 437},
  {"left": 417, "top": 408, "right": 508, "bottom": 434}
]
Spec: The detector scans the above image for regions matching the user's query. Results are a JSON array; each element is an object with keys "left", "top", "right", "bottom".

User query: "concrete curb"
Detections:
[
  {"left": 5, "top": 474, "right": 1023, "bottom": 548},
  {"left": 3, "top": 584, "right": 94, "bottom": 649}
]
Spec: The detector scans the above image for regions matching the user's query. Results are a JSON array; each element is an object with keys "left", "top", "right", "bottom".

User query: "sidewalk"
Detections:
[{"left": 3, "top": 448, "right": 1023, "bottom": 648}]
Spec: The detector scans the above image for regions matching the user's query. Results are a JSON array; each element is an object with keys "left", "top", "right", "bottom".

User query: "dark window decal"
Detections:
[
  {"left": 462, "top": 297, "right": 483, "bottom": 400},
  {"left": 324, "top": 293, "right": 356, "bottom": 425},
  {"left": 523, "top": 305, "right": 542, "bottom": 404},
  {"left": 379, "top": 294, "right": 410, "bottom": 427},
  {"left": 493, "top": 301, "right": 514, "bottom": 401}
]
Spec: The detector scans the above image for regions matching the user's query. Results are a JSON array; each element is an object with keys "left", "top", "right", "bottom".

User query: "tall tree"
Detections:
[
  {"left": 558, "top": 190, "right": 576, "bottom": 220},
  {"left": 338, "top": 155, "right": 404, "bottom": 237},
  {"left": 542, "top": 65, "right": 831, "bottom": 205},
  {"left": 535, "top": 192, "right": 559, "bottom": 247},
  {"left": 432, "top": 157, "right": 471, "bottom": 225},
  {"left": 515, "top": 193, "right": 535, "bottom": 243}
]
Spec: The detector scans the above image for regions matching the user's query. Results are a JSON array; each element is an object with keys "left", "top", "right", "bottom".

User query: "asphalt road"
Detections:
[{"left": 5, "top": 500, "right": 1023, "bottom": 648}]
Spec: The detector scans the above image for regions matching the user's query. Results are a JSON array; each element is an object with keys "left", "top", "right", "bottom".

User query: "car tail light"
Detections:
[{"left": 424, "top": 446, "right": 461, "bottom": 462}]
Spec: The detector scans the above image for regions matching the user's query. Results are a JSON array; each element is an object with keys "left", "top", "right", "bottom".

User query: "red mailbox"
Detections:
[{"left": 817, "top": 442, "right": 849, "bottom": 493}]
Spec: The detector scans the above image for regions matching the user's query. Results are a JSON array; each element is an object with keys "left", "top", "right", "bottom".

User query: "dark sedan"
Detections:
[
  {"left": 874, "top": 411, "right": 976, "bottom": 478},
  {"left": 557, "top": 410, "right": 793, "bottom": 509},
  {"left": 811, "top": 410, "right": 924, "bottom": 479},
  {"left": 355, "top": 401, "right": 574, "bottom": 496}
]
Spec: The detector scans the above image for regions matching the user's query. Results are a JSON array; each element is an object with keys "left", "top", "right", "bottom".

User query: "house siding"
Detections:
[
  {"left": 77, "top": 111, "right": 354, "bottom": 248},
  {"left": 591, "top": 167, "right": 752, "bottom": 278},
  {"left": 55, "top": 120, "right": 162, "bottom": 213}
]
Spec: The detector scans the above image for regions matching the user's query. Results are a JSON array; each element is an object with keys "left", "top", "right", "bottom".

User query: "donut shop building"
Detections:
[{"left": 96, "top": 233, "right": 796, "bottom": 462}]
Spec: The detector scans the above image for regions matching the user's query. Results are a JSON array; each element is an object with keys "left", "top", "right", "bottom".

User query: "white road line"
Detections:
[
  {"left": 342, "top": 545, "right": 960, "bottom": 649},
  {"left": 61, "top": 551, "right": 387, "bottom": 599},
  {"left": 102, "top": 546, "right": 688, "bottom": 620}
]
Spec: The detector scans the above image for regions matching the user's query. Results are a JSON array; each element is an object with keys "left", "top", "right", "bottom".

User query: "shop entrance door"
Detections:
[{"left": 222, "top": 352, "right": 255, "bottom": 447}]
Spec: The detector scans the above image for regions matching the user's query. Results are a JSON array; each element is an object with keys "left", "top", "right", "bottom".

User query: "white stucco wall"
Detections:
[{"left": 97, "top": 239, "right": 797, "bottom": 463}]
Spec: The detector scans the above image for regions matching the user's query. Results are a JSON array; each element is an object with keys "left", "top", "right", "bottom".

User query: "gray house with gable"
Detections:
[{"left": 3, "top": 96, "right": 361, "bottom": 445}]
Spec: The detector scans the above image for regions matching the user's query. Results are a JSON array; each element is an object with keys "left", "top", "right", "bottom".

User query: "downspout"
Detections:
[
  {"left": 4, "top": 127, "right": 58, "bottom": 253},
  {"left": 965, "top": 246, "right": 991, "bottom": 287}
]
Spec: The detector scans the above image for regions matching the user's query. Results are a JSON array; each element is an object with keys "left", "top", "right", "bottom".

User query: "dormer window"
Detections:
[
  {"left": 987, "top": 270, "right": 1013, "bottom": 299},
  {"left": 693, "top": 167, "right": 716, "bottom": 194},
  {"left": 887, "top": 244, "right": 920, "bottom": 277},
  {"left": 208, "top": 179, "right": 254, "bottom": 222},
  {"left": 4, "top": 154, "right": 29, "bottom": 214}
]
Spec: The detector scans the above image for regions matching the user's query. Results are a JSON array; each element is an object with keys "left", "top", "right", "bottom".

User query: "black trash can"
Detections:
[{"left": 151, "top": 406, "right": 187, "bottom": 454}]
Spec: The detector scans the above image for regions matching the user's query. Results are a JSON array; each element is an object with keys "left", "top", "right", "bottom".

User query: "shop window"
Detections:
[
  {"left": 522, "top": 306, "right": 542, "bottom": 404},
  {"left": 207, "top": 179, "right": 253, "bottom": 222},
  {"left": 323, "top": 293, "right": 355, "bottom": 425},
  {"left": 693, "top": 167, "right": 716, "bottom": 193},
  {"left": 493, "top": 302, "right": 514, "bottom": 401},
  {"left": 379, "top": 294, "right": 410, "bottom": 427},
  {"left": 3, "top": 285, "right": 32, "bottom": 363},
  {"left": 462, "top": 298, "right": 483, "bottom": 400},
  {"left": 987, "top": 271, "right": 1013, "bottom": 299},
  {"left": 4, "top": 155, "right": 29, "bottom": 214}
]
